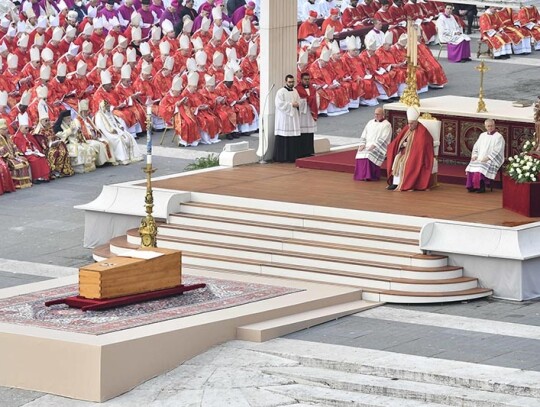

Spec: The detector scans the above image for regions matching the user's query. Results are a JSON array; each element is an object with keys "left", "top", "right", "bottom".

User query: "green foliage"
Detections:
[{"left": 184, "top": 154, "right": 220, "bottom": 172}]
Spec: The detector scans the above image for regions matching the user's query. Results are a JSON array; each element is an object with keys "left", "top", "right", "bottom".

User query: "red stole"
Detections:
[{"left": 296, "top": 84, "right": 318, "bottom": 121}]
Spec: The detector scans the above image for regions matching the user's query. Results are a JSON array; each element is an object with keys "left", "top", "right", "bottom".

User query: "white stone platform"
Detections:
[
  {"left": 384, "top": 95, "right": 534, "bottom": 123},
  {"left": 0, "top": 268, "right": 375, "bottom": 402}
]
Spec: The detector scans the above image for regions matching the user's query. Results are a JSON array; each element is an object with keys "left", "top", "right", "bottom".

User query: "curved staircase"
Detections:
[{"left": 94, "top": 200, "right": 493, "bottom": 303}]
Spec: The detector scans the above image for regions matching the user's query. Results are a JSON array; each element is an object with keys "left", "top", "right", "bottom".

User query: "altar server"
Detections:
[{"left": 273, "top": 74, "right": 301, "bottom": 163}]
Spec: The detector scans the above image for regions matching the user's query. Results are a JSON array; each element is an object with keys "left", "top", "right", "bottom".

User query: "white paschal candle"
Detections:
[{"left": 146, "top": 104, "right": 152, "bottom": 165}]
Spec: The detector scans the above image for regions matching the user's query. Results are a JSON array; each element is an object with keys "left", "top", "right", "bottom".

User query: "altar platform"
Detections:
[
  {"left": 295, "top": 148, "right": 503, "bottom": 187},
  {"left": 383, "top": 96, "right": 535, "bottom": 164},
  {"left": 146, "top": 164, "right": 528, "bottom": 226}
]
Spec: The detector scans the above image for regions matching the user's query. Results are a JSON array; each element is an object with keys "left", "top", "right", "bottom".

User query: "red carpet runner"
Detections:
[{"left": 296, "top": 149, "right": 502, "bottom": 187}]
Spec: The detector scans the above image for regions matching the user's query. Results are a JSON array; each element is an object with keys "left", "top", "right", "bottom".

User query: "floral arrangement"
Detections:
[{"left": 506, "top": 140, "right": 540, "bottom": 183}]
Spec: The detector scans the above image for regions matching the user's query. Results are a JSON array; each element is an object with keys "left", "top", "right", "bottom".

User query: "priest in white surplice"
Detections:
[
  {"left": 436, "top": 4, "right": 471, "bottom": 63},
  {"left": 465, "top": 119, "right": 505, "bottom": 193},
  {"left": 354, "top": 107, "right": 392, "bottom": 181},
  {"left": 273, "top": 74, "right": 302, "bottom": 163}
]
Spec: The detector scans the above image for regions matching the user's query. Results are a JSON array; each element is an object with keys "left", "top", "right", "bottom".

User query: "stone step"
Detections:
[
  {"left": 249, "top": 338, "right": 540, "bottom": 398},
  {"left": 167, "top": 213, "right": 421, "bottom": 253},
  {"left": 236, "top": 300, "right": 379, "bottom": 343},
  {"left": 124, "top": 231, "right": 472, "bottom": 287},
  {"left": 154, "top": 224, "right": 445, "bottom": 268},
  {"left": 264, "top": 366, "right": 539, "bottom": 407},
  {"left": 178, "top": 202, "right": 421, "bottom": 240},
  {"left": 131, "top": 234, "right": 455, "bottom": 278},
  {"left": 105, "top": 236, "right": 491, "bottom": 303},
  {"left": 264, "top": 383, "right": 447, "bottom": 407}
]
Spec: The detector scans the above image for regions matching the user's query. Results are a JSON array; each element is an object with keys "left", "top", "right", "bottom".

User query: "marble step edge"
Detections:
[
  {"left": 179, "top": 202, "right": 422, "bottom": 233},
  {"left": 261, "top": 366, "right": 537, "bottom": 407}
]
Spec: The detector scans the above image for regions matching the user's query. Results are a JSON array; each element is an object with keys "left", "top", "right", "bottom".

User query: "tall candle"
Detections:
[{"left": 146, "top": 104, "right": 152, "bottom": 162}]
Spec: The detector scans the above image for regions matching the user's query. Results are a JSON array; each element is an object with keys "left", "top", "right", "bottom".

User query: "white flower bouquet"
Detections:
[{"left": 506, "top": 140, "right": 540, "bottom": 183}]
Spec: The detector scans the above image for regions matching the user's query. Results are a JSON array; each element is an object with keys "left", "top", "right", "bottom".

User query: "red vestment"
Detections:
[
  {"left": 159, "top": 92, "right": 200, "bottom": 144},
  {"left": 240, "top": 57, "right": 258, "bottom": 81},
  {"left": 191, "top": 30, "right": 212, "bottom": 44},
  {"left": 206, "top": 65, "right": 224, "bottom": 84},
  {"left": 236, "top": 37, "right": 250, "bottom": 59},
  {"left": 106, "top": 66, "right": 122, "bottom": 86},
  {"left": 390, "top": 44, "right": 428, "bottom": 90},
  {"left": 134, "top": 76, "right": 160, "bottom": 101},
  {"left": 114, "top": 83, "right": 146, "bottom": 129},
  {"left": 234, "top": 77, "right": 260, "bottom": 113},
  {"left": 0, "top": 153, "right": 16, "bottom": 193},
  {"left": 308, "top": 61, "right": 349, "bottom": 110},
  {"left": 479, "top": 12, "right": 511, "bottom": 49},
  {"left": 321, "top": 18, "right": 344, "bottom": 33},
  {"left": 359, "top": 50, "right": 398, "bottom": 96},
  {"left": 340, "top": 52, "right": 379, "bottom": 100},
  {"left": 75, "top": 54, "right": 96, "bottom": 72},
  {"left": 375, "top": 47, "right": 406, "bottom": 85},
  {"left": 90, "top": 32, "right": 105, "bottom": 51},
  {"left": 200, "top": 87, "right": 237, "bottom": 134},
  {"left": 162, "top": 36, "right": 179, "bottom": 53},
  {"left": 374, "top": 9, "right": 406, "bottom": 42},
  {"left": 342, "top": 6, "right": 368, "bottom": 28},
  {"left": 12, "top": 130, "right": 50, "bottom": 181},
  {"left": 329, "top": 57, "right": 361, "bottom": 100},
  {"left": 403, "top": 2, "right": 436, "bottom": 42},
  {"left": 14, "top": 48, "right": 29, "bottom": 71},
  {"left": 20, "top": 63, "right": 41, "bottom": 84},
  {"left": 90, "top": 86, "right": 119, "bottom": 115},
  {"left": 152, "top": 71, "right": 174, "bottom": 98},
  {"left": 296, "top": 83, "right": 318, "bottom": 121},
  {"left": 496, "top": 8, "right": 528, "bottom": 44},
  {"left": 215, "top": 81, "right": 255, "bottom": 125},
  {"left": 58, "top": 55, "right": 78, "bottom": 74},
  {"left": 518, "top": 6, "right": 540, "bottom": 41},
  {"left": 360, "top": 3, "right": 378, "bottom": 18},
  {"left": 57, "top": 39, "right": 71, "bottom": 56},
  {"left": 417, "top": 43, "right": 447, "bottom": 86},
  {"left": 298, "top": 20, "right": 322, "bottom": 40},
  {"left": 45, "top": 42, "right": 63, "bottom": 61},
  {"left": 386, "top": 123, "right": 434, "bottom": 191},
  {"left": 184, "top": 89, "right": 221, "bottom": 136}
]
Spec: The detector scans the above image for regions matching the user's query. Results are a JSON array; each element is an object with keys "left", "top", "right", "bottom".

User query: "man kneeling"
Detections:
[{"left": 465, "top": 119, "right": 505, "bottom": 193}]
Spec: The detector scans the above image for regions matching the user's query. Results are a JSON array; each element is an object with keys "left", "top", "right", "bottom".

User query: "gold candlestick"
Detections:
[
  {"left": 476, "top": 59, "right": 489, "bottom": 113},
  {"left": 400, "top": 57, "right": 420, "bottom": 107},
  {"left": 139, "top": 105, "right": 158, "bottom": 248},
  {"left": 399, "top": 19, "right": 420, "bottom": 107}
]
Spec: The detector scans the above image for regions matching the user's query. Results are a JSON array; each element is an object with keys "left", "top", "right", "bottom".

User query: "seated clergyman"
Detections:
[
  {"left": 386, "top": 106, "right": 434, "bottom": 191},
  {"left": 465, "top": 119, "right": 505, "bottom": 193},
  {"left": 354, "top": 107, "right": 392, "bottom": 181}
]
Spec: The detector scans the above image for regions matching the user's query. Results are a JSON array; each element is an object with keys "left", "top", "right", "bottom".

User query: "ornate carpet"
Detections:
[{"left": 0, "top": 275, "right": 302, "bottom": 335}]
